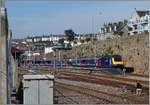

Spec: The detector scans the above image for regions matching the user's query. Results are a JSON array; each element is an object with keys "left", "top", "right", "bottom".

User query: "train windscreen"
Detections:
[{"left": 113, "top": 56, "right": 122, "bottom": 61}]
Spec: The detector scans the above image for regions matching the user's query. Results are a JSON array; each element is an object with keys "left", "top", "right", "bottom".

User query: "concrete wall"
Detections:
[
  {"left": 0, "top": 6, "right": 8, "bottom": 103},
  {"left": 11, "top": 56, "right": 18, "bottom": 90}
]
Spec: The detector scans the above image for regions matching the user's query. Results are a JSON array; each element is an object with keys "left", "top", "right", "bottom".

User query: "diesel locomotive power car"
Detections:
[
  {"left": 70, "top": 55, "right": 124, "bottom": 69},
  {"left": 21, "top": 55, "right": 124, "bottom": 69}
]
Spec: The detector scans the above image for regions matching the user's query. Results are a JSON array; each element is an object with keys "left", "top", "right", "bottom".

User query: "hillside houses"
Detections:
[
  {"left": 98, "top": 20, "right": 128, "bottom": 40},
  {"left": 98, "top": 8, "right": 149, "bottom": 40},
  {"left": 11, "top": 33, "right": 93, "bottom": 57},
  {"left": 128, "top": 8, "right": 149, "bottom": 35},
  {"left": 25, "top": 34, "right": 65, "bottom": 43},
  {"left": 11, "top": 8, "right": 149, "bottom": 59},
  {"left": 99, "top": 20, "right": 127, "bottom": 34}
]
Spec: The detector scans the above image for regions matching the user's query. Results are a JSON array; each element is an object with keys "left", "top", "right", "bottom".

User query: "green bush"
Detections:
[{"left": 105, "top": 46, "right": 114, "bottom": 55}]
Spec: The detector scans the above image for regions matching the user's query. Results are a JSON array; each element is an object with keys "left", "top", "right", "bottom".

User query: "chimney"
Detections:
[{"left": 134, "top": 8, "right": 137, "bottom": 11}]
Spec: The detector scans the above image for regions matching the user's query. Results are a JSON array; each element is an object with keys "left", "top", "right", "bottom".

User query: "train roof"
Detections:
[
  {"left": 109, "top": 55, "right": 122, "bottom": 57},
  {"left": 70, "top": 55, "right": 122, "bottom": 59}
]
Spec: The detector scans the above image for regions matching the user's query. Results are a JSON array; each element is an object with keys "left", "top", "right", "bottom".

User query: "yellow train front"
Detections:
[{"left": 95, "top": 55, "right": 124, "bottom": 69}]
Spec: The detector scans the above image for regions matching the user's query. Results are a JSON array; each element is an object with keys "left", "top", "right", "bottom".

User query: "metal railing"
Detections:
[{"left": 128, "top": 19, "right": 149, "bottom": 25}]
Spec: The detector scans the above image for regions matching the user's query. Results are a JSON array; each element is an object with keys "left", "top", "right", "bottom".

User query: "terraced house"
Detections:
[
  {"left": 128, "top": 8, "right": 149, "bottom": 35},
  {"left": 98, "top": 20, "right": 127, "bottom": 40}
]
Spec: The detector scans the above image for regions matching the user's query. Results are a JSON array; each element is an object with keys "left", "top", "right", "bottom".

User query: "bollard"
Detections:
[
  {"left": 122, "top": 85, "right": 127, "bottom": 93},
  {"left": 122, "top": 68, "right": 126, "bottom": 76}
]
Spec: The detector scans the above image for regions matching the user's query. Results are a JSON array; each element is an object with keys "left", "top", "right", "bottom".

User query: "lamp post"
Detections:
[
  {"left": 58, "top": 50, "right": 61, "bottom": 67},
  {"left": 53, "top": 49, "right": 56, "bottom": 69},
  {"left": 148, "top": 8, "right": 150, "bottom": 71},
  {"left": 92, "top": 15, "right": 94, "bottom": 40},
  {"left": 91, "top": 15, "right": 97, "bottom": 66},
  {"left": 92, "top": 12, "right": 101, "bottom": 66}
]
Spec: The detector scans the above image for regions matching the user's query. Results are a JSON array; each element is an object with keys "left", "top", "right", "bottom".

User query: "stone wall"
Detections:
[{"left": 60, "top": 33, "right": 149, "bottom": 75}]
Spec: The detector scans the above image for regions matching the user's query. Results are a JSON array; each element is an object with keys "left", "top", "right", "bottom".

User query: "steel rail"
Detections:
[{"left": 55, "top": 82, "right": 147, "bottom": 104}]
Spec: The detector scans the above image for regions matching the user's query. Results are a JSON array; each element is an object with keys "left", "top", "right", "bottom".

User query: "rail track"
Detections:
[
  {"left": 19, "top": 66, "right": 149, "bottom": 77},
  {"left": 55, "top": 82, "right": 116, "bottom": 104},
  {"left": 55, "top": 81, "right": 148, "bottom": 104},
  {"left": 54, "top": 88, "right": 80, "bottom": 104},
  {"left": 24, "top": 66, "right": 148, "bottom": 77},
  {"left": 18, "top": 67, "right": 148, "bottom": 104},
  {"left": 56, "top": 70, "right": 148, "bottom": 85},
  {"left": 19, "top": 67, "right": 149, "bottom": 93},
  {"left": 56, "top": 70, "right": 149, "bottom": 94}
]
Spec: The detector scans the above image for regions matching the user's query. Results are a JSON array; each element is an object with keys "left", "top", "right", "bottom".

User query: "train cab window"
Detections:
[{"left": 113, "top": 56, "right": 122, "bottom": 61}]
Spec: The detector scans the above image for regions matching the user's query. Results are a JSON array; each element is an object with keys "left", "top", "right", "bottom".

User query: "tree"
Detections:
[
  {"left": 118, "top": 31, "right": 124, "bottom": 37},
  {"left": 105, "top": 46, "right": 114, "bottom": 55},
  {"left": 80, "top": 39, "right": 84, "bottom": 43},
  {"left": 64, "top": 29, "right": 75, "bottom": 42},
  {"left": 93, "top": 38, "right": 97, "bottom": 41},
  {"left": 85, "top": 37, "right": 91, "bottom": 43},
  {"left": 44, "top": 41, "right": 53, "bottom": 46},
  {"left": 113, "top": 31, "right": 118, "bottom": 35},
  {"left": 73, "top": 41, "right": 77, "bottom": 45},
  {"left": 58, "top": 38, "right": 64, "bottom": 44}
]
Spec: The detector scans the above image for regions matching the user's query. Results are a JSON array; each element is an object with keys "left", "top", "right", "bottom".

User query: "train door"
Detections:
[
  {"left": 101, "top": 57, "right": 109, "bottom": 68},
  {"left": 80, "top": 59, "right": 84, "bottom": 67},
  {"left": 45, "top": 60, "right": 51, "bottom": 67},
  {"left": 80, "top": 59, "right": 86, "bottom": 67},
  {"left": 89, "top": 59, "right": 95, "bottom": 67},
  {"left": 96, "top": 58, "right": 101, "bottom": 68},
  {"left": 63, "top": 59, "right": 68, "bottom": 67},
  {"left": 74, "top": 59, "right": 80, "bottom": 67}
]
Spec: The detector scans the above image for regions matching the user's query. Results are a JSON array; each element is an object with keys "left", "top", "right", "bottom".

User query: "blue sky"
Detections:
[{"left": 6, "top": 0, "right": 150, "bottom": 39}]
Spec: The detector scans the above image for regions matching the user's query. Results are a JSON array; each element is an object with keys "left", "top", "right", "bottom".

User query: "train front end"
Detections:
[{"left": 111, "top": 55, "right": 124, "bottom": 69}]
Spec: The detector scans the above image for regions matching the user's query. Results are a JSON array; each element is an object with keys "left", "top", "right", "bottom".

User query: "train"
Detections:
[{"left": 21, "top": 55, "right": 124, "bottom": 69}]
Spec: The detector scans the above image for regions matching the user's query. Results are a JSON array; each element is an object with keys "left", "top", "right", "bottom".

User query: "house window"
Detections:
[
  {"left": 133, "top": 25, "right": 137, "bottom": 29},
  {"left": 128, "top": 27, "right": 132, "bottom": 31}
]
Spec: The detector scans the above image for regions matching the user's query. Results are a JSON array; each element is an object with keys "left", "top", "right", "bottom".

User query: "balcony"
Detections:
[{"left": 128, "top": 19, "right": 148, "bottom": 26}]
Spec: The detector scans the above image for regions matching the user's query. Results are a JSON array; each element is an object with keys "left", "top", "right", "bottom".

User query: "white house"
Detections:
[
  {"left": 44, "top": 47, "right": 53, "bottom": 54},
  {"left": 98, "top": 20, "right": 127, "bottom": 40},
  {"left": 128, "top": 8, "right": 149, "bottom": 35}
]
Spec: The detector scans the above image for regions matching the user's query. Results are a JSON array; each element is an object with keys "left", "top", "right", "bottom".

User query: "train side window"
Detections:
[
  {"left": 104, "top": 57, "right": 109, "bottom": 65},
  {"left": 37, "top": 61, "right": 41, "bottom": 64},
  {"left": 34, "top": 61, "right": 37, "bottom": 64},
  {"left": 82, "top": 60, "right": 86, "bottom": 63},
  {"left": 42, "top": 60, "right": 45, "bottom": 64},
  {"left": 47, "top": 61, "right": 51, "bottom": 64}
]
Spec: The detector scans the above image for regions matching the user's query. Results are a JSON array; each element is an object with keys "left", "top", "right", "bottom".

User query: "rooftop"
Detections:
[{"left": 135, "top": 8, "right": 149, "bottom": 17}]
